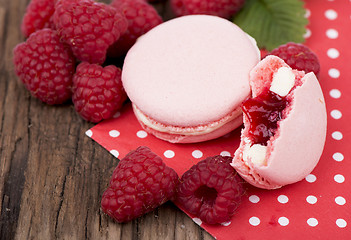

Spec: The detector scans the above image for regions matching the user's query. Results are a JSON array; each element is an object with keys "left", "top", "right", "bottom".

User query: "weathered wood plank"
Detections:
[
  {"left": 0, "top": 0, "right": 216, "bottom": 239},
  {"left": 0, "top": 0, "right": 31, "bottom": 239}
]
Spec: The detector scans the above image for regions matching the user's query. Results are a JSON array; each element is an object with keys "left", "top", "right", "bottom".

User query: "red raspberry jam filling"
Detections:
[{"left": 242, "top": 88, "right": 290, "bottom": 145}]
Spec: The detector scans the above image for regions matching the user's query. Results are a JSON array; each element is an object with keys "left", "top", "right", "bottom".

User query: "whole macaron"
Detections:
[{"left": 122, "top": 15, "right": 260, "bottom": 143}]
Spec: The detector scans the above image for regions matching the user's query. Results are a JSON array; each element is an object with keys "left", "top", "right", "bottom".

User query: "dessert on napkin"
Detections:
[{"left": 13, "top": 0, "right": 332, "bottom": 239}]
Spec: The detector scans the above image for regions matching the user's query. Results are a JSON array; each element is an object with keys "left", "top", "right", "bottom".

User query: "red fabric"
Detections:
[{"left": 88, "top": 0, "right": 351, "bottom": 238}]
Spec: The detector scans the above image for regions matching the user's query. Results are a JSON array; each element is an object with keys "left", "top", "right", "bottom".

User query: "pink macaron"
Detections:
[
  {"left": 231, "top": 55, "right": 327, "bottom": 189},
  {"left": 122, "top": 15, "right": 260, "bottom": 143}
]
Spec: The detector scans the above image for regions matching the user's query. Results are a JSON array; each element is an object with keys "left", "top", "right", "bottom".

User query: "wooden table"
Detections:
[{"left": 0, "top": 0, "right": 214, "bottom": 239}]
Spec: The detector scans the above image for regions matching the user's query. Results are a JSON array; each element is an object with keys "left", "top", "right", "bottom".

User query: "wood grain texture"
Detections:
[{"left": 0, "top": 0, "right": 215, "bottom": 239}]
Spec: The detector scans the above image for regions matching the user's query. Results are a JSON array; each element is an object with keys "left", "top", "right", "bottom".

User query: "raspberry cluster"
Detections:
[
  {"left": 101, "top": 147, "right": 245, "bottom": 224},
  {"left": 14, "top": 0, "right": 163, "bottom": 122}
]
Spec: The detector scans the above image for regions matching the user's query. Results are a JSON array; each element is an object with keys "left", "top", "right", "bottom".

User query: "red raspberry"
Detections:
[
  {"left": 21, "top": 0, "right": 56, "bottom": 38},
  {"left": 176, "top": 155, "right": 244, "bottom": 225},
  {"left": 101, "top": 146, "right": 179, "bottom": 223},
  {"left": 72, "top": 62, "right": 127, "bottom": 123},
  {"left": 13, "top": 28, "right": 76, "bottom": 105},
  {"left": 144, "top": 0, "right": 164, "bottom": 2},
  {"left": 55, "top": 0, "right": 79, "bottom": 4},
  {"left": 269, "top": 42, "right": 320, "bottom": 77},
  {"left": 171, "top": 0, "right": 245, "bottom": 19},
  {"left": 53, "top": 0, "right": 128, "bottom": 64},
  {"left": 108, "top": 0, "right": 163, "bottom": 57}
]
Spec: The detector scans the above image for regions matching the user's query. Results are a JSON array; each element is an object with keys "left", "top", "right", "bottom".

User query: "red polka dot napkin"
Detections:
[{"left": 87, "top": 0, "right": 351, "bottom": 239}]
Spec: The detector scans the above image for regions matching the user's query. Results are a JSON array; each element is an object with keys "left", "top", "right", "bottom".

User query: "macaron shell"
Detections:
[
  {"left": 122, "top": 15, "right": 260, "bottom": 127},
  {"left": 233, "top": 164, "right": 281, "bottom": 189},
  {"left": 256, "top": 72, "right": 327, "bottom": 186}
]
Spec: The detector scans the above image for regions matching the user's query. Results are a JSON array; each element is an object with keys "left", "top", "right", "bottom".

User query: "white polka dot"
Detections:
[
  {"left": 278, "top": 217, "right": 289, "bottom": 226},
  {"left": 331, "top": 110, "right": 342, "bottom": 119},
  {"left": 332, "top": 131, "right": 343, "bottom": 140},
  {"left": 305, "top": 174, "right": 317, "bottom": 183},
  {"left": 326, "top": 29, "right": 339, "bottom": 39},
  {"left": 113, "top": 111, "right": 121, "bottom": 118},
  {"left": 85, "top": 130, "right": 93, "bottom": 137},
  {"left": 192, "top": 150, "right": 203, "bottom": 159},
  {"left": 307, "top": 218, "right": 318, "bottom": 227},
  {"left": 249, "top": 217, "right": 260, "bottom": 226},
  {"left": 110, "top": 150, "right": 119, "bottom": 158},
  {"left": 192, "top": 218, "right": 202, "bottom": 226},
  {"left": 136, "top": 130, "right": 148, "bottom": 138},
  {"left": 327, "top": 48, "right": 340, "bottom": 59},
  {"left": 329, "top": 89, "right": 341, "bottom": 98},
  {"left": 304, "top": 28, "right": 312, "bottom": 39},
  {"left": 306, "top": 195, "right": 318, "bottom": 204},
  {"left": 249, "top": 195, "right": 260, "bottom": 203},
  {"left": 333, "top": 152, "right": 344, "bottom": 162},
  {"left": 305, "top": 9, "right": 311, "bottom": 18},
  {"left": 221, "top": 221, "right": 231, "bottom": 226},
  {"left": 164, "top": 150, "right": 175, "bottom": 159},
  {"left": 278, "top": 195, "right": 289, "bottom": 204},
  {"left": 109, "top": 130, "right": 120, "bottom": 138},
  {"left": 220, "top": 151, "right": 231, "bottom": 157},
  {"left": 325, "top": 9, "right": 338, "bottom": 20},
  {"left": 334, "top": 174, "right": 345, "bottom": 183},
  {"left": 328, "top": 68, "right": 340, "bottom": 78},
  {"left": 335, "top": 196, "right": 346, "bottom": 205},
  {"left": 336, "top": 219, "right": 347, "bottom": 228}
]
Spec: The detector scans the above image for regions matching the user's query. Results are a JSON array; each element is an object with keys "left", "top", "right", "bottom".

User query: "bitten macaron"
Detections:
[{"left": 231, "top": 55, "right": 327, "bottom": 189}]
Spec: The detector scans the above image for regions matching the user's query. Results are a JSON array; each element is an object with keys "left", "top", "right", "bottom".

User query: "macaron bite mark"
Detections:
[{"left": 231, "top": 56, "right": 327, "bottom": 189}]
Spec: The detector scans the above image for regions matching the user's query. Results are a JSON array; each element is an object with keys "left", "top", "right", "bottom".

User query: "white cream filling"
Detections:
[
  {"left": 133, "top": 104, "right": 242, "bottom": 136},
  {"left": 270, "top": 67, "right": 295, "bottom": 97},
  {"left": 243, "top": 143, "right": 267, "bottom": 166}
]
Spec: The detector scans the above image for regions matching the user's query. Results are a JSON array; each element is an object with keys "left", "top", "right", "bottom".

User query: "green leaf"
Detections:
[{"left": 233, "top": 0, "right": 308, "bottom": 51}]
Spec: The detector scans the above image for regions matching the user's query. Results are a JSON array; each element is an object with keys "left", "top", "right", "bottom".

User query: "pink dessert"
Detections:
[
  {"left": 122, "top": 15, "right": 260, "bottom": 143},
  {"left": 231, "top": 55, "right": 327, "bottom": 189}
]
